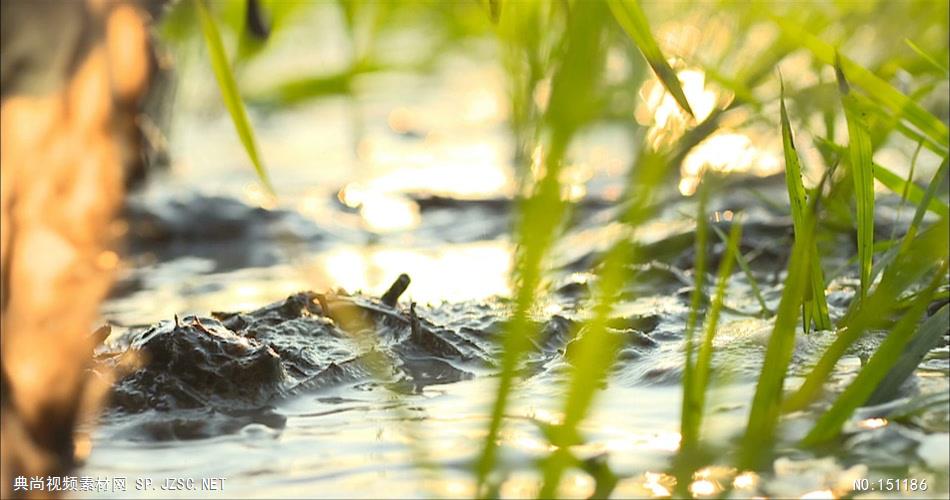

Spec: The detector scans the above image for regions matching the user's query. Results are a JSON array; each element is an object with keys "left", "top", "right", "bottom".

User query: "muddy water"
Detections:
[{"left": 78, "top": 16, "right": 948, "bottom": 499}]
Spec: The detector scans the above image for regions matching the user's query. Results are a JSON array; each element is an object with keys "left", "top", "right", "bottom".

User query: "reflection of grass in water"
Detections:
[{"left": 174, "top": 0, "right": 948, "bottom": 496}]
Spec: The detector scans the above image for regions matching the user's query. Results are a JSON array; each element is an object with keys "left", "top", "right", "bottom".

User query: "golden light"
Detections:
[
  {"left": 463, "top": 86, "right": 505, "bottom": 124},
  {"left": 358, "top": 193, "right": 420, "bottom": 233},
  {"left": 442, "top": 480, "right": 473, "bottom": 497},
  {"left": 361, "top": 143, "right": 512, "bottom": 199},
  {"left": 647, "top": 431, "right": 682, "bottom": 452},
  {"left": 510, "top": 435, "right": 557, "bottom": 453},
  {"left": 498, "top": 472, "right": 541, "bottom": 498},
  {"left": 689, "top": 479, "right": 719, "bottom": 497},
  {"left": 857, "top": 417, "right": 888, "bottom": 430},
  {"left": 243, "top": 182, "right": 276, "bottom": 209},
  {"left": 733, "top": 471, "right": 759, "bottom": 490},
  {"left": 642, "top": 472, "right": 675, "bottom": 497},
  {"left": 316, "top": 242, "right": 511, "bottom": 303},
  {"left": 678, "top": 131, "right": 782, "bottom": 196},
  {"left": 531, "top": 408, "right": 565, "bottom": 426},
  {"left": 637, "top": 68, "right": 723, "bottom": 151},
  {"left": 563, "top": 473, "right": 595, "bottom": 498}
]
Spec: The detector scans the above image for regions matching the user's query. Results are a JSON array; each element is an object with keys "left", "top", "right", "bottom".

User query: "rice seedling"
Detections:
[
  {"left": 773, "top": 14, "right": 949, "bottom": 154},
  {"left": 905, "top": 38, "right": 950, "bottom": 75},
  {"left": 679, "top": 184, "right": 710, "bottom": 458},
  {"left": 816, "top": 138, "right": 949, "bottom": 217},
  {"left": 710, "top": 224, "right": 770, "bottom": 317},
  {"left": 873, "top": 157, "right": 948, "bottom": 282},
  {"left": 690, "top": 219, "right": 742, "bottom": 429},
  {"left": 780, "top": 79, "right": 832, "bottom": 332},
  {"left": 536, "top": 148, "right": 669, "bottom": 498},
  {"left": 890, "top": 141, "right": 925, "bottom": 241},
  {"left": 739, "top": 191, "right": 820, "bottom": 469},
  {"left": 836, "top": 56, "right": 876, "bottom": 301},
  {"left": 784, "top": 214, "right": 950, "bottom": 414},
  {"left": 678, "top": 203, "right": 743, "bottom": 480},
  {"left": 194, "top": 0, "right": 273, "bottom": 194}
]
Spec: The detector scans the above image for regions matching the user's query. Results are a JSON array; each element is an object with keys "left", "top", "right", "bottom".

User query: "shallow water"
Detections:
[{"left": 78, "top": 11, "right": 949, "bottom": 498}]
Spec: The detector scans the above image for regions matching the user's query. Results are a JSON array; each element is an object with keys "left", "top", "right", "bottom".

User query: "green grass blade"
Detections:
[
  {"left": 689, "top": 218, "right": 742, "bottom": 445},
  {"left": 868, "top": 304, "right": 950, "bottom": 405},
  {"left": 836, "top": 57, "right": 875, "bottom": 301},
  {"left": 906, "top": 157, "right": 949, "bottom": 244},
  {"left": 773, "top": 14, "right": 949, "bottom": 151},
  {"left": 780, "top": 82, "right": 831, "bottom": 331},
  {"left": 875, "top": 160, "right": 950, "bottom": 218},
  {"left": 607, "top": 0, "right": 694, "bottom": 117},
  {"left": 679, "top": 184, "right": 710, "bottom": 456},
  {"left": 905, "top": 38, "right": 950, "bottom": 75},
  {"left": 195, "top": 0, "right": 274, "bottom": 194},
  {"left": 711, "top": 224, "right": 770, "bottom": 316},
  {"left": 802, "top": 260, "right": 947, "bottom": 445},
  {"left": 871, "top": 157, "right": 948, "bottom": 285},
  {"left": 474, "top": 138, "right": 569, "bottom": 496},
  {"left": 891, "top": 142, "right": 924, "bottom": 240}
]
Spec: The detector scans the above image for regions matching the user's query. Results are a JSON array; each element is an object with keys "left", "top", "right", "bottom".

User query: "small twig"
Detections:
[{"left": 381, "top": 273, "right": 411, "bottom": 307}]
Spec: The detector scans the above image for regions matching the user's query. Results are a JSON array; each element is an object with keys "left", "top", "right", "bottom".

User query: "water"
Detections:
[{"left": 77, "top": 7, "right": 949, "bottom": 498}]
